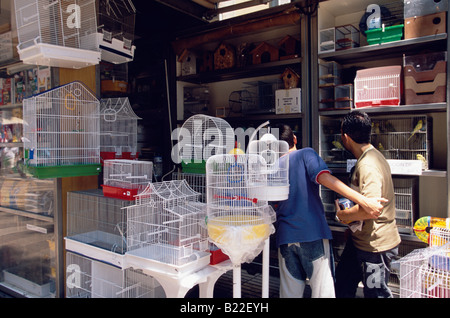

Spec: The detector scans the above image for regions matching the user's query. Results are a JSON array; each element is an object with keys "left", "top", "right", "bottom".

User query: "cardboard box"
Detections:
[{"left": 276, "top": 88, "right": 301, "bottom": 114}]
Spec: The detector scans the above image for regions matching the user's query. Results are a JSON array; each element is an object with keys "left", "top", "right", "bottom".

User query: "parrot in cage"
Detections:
[
  {"left": 408, "top": 120, "right": 423, "bottom": 141},
  {"left": 332, "top": 140, "right": 344, "bottom": 150},
  {"left": 416, "top": 154, "right": 428, "bottom": 170}
]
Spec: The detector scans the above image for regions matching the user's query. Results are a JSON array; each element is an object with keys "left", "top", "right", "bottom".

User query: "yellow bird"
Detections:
[
  {"left": 408, "top": 120, "right": 423, "bottom": 141},
  {"left": 378, "top": 142, "right": 384, "bottom": 151},
  {"left": 416, "top": 154, "right": 428, "bottom": 170},
  {"left": 332, "top": 140, "right": 344, "bottom": 150}
]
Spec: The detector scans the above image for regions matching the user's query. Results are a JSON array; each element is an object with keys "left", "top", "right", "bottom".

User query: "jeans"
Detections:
[
  {"left": 278, "top": 239, "right": 335, "bottom": 298},
  {"left": 335, "top": 237, "right": 399, "bottom": 298}
]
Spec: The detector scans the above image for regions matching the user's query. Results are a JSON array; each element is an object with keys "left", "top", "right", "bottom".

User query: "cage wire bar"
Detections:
[
  {"left": 22, "top": 81, "right": 101, "bottom": 178},
  {"left": 66, "top": 251, "right": 164, "bottom": 298},
  {"left": 100, "top": 97, "right": 141, "bottom": 160},
  {"left": 125, "top": 180, "right": 210, "bottom": 275},
  {"left": 14, "top": 0, "right": 101, "bottom": 68}
]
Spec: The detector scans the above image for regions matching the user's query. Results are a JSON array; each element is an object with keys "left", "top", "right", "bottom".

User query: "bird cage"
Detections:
[
  {"left": 395, "top": 243, "right": 450, "bottom": 298},
  {"left": 102, "top": 159, "right": 153, "bottom": 201},
  {"left": 100, "top": 97, "right": 141, "bottom": 161},
  {"left": 205, "top": 154, "right": 276, "bottom": 266},
  {"left": 247, "top": 132, "right": 290, "bottom": 201},
  {"left": 66, "top": 189, "right": 135, "bottom": 255},
  {"left": 22, "top": 81, "right": 101, "bottom": 178},
  {"left": 14, "top": 0, "right": 101, "bottom": 69},
  {"left": 178, "top": 114, "right": 234, "bottom": 174},
  {"left": 430, "top": 227, "right": 450, "bottom": 248},
  {"left": 66, "top": 251, "right": 164, "bottom": 298},
  {"left": 125, "top": 180, "right": 210, "bottom": 276},
  {"left": 95, "top": 0, "right": 136, "bottom": 64},
  {"left": 354, "top": 65, "right": 401, "bottom": 107}
]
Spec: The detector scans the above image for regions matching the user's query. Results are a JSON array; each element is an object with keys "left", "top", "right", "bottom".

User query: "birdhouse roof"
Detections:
[
  {"left": 31, "top": 81, "right": 98, "bottom": 102},
  {"left": 135, "top": 180, "right": 200, "bottom": 203},
  {"left": 250, "top": 41, "right": 278, "bottom": 54},
  {"left": 100, "top": 97, "right": 141, "bottom": 120},
  {"left": 281, "top": 67, "right": 300, "bottom": 79}
]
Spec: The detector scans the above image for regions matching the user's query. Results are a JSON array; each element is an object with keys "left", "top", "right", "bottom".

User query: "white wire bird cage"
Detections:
[
  {"left": 247, "top": 132, "right": 290, "bottom": 201},
  {"left": 125, "top": 180, "right": 210, "bottom": 276},
  {"left": 178, "top": 114, "right": 234, "bottom": 174},
  {"left": 354, "top": 65, "right": 401, "bottom": 108},
  {"left": 66, "top": 189, "right": 135, "bottom": 255},
  {"left": 94, "top": 0, "right": 136, "bottom": 64},
  {"left": 102, "top": 159, "right": 153, "bottom": 201},
  {"left": 22, "top": 81, "right": 101, "bottom": 178},
  {"left": 395, "top": 243, "right": 450, "bottom": 298},
  {"left": 14, "top": 0, "right": 101, "bottom": 69},
  {"left": 66, "top": 251, "right": 164, "bottom": 298},
  {"left": 100, "top": 97, "right": 141, "bottom": 161},
  {"left": 430, "top": 227, "right": 450, "bottom": 248}
]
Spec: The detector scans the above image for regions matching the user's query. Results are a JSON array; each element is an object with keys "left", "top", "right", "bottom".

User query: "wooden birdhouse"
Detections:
[
  {"left": 178, "top": 48, "right": 197, "bottom": 76},
  {"left": 214, "top": 43, "right": 236, "bottom": 70},
  {"left": 199, "top": 50, "right": 214, "bottom": 73},
  {"left": 281, "top": 67, "right": 300, "bottom": 89},
  {"left": 278, "top": 35, "right": 300, "bottom": 60},
  {"left": 251, "top": 42, "right": 279, "bottom": 64}
]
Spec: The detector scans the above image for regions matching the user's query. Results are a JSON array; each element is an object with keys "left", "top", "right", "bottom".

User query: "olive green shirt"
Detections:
[{"left": 350, "top": 145, "right": 401, "bottom": 252}]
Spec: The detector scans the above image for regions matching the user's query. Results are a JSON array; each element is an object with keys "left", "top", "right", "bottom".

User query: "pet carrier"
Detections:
[
  {"left": 100, "top": 97, "right": 141, "bottom": 161},
  {"left": 206, "top": 153, "right": 276, "bottom": 297},
  {"left": 395, "top": 243, "right": 450, "bottom": 298},
  {"left": 354, "top": 65, "right": 402, "bottom": 107},
  {"left": 93, "top": 0, "right": 136, "bottom": 64},
  {"left": 247, "top": 132, "right": 290, "bottom": 201},
  {"left": 178, "top": 114, "right": 234, "bottom": 174},
  {"left": 102, "top": 159, "right": 153, "bottom": 200},
  {"left": 65, "top": 189, "right": 135, "bottom": 264},
  {"left": 14, "top": 0, "right": 101, "bottom": 68},
  {"left": 125, "top": 180, "right": 210, "bottom": 276},
  {"left": 66, "top": 251, "right": 164, "bottom": 298},
  {"left": 22, "top": 81, "right": 101, "bottom": 178}
]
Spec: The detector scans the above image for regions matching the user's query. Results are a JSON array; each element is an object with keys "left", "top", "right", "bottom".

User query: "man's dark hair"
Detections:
[
  {"left": 276, "top": 124, "right": 295, "bottom": 148},
  {"left": 341, "top": 110, "right": 372, "bottom": 144}
]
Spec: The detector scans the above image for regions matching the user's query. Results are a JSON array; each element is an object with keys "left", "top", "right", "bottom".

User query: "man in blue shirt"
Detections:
[{"left": 276, "top": 125, "right": 385, "bottom": 298}]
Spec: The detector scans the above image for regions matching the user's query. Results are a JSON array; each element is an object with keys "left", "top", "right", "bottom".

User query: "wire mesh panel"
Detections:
[
  {"left": 66, "top": 189, "right": 134, "bottom": 254},
  {"left": 125, "top": 180, "right": 210, "bottom": 273},
  {"left": 22, "top": 81, "right": 101, "bottom": 178},
  {"left": 100, "top": 97, "right": 141, "bottom": 160},
  {"left": 96, "top": 0, "right": 136, "bottom": 63},
  {"left": 393, "top": 177, "right": 418, "bottom": 234},
  {"left": 172, "top": 172, "right": 206, "bottom": 203},
  {"left": 205, "top": 154, "right": 276, "bottom": 265},
  {"left": 396, "top": 244, "right": 450, "bottom": 298},
  {"left": 66, "top": 251, "right": 164, "bottom": 298},
  {"left": 354, "top": 65, "right": 402, "bottom": 107},
  {"left": 102, "top": 159, "right": 153, "bottom": 200},
  {"left": 430, "top": 227, "right": 450, "bottom": 247},
  {"left": 178, "top": 114, "right": 234, "bottom": 173},
  {"left": 14, "top": 0, "right": 100, "bottom": 68},
  {"left": 247, "top": 133, "right": 290, "bottom": 201}
]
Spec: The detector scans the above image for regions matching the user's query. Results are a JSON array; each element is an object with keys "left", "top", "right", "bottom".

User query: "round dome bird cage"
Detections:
[
  {"left": 247, "top": 132, "right": 290, "bottom": 201},
  {"left": 100, "top": 97, "right": 141, "bottom": 161},
  {"left": 179, "top": 114, "right": 234, "bottom": 174},
  {"left": 206, "top": 153, "right": 276, "bottom": 297},
  {"left": 14, "top": 0, "right": 101, "bottom": 69}
]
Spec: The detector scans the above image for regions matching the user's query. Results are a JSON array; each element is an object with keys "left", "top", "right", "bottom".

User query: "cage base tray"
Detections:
[{"left": 29, "top": 164, "right": 101, "bottom": 179}]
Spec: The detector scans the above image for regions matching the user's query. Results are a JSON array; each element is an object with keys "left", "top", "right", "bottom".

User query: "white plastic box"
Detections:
[{"left": 275, "top": 88, "right": 301, "bottom": 114}]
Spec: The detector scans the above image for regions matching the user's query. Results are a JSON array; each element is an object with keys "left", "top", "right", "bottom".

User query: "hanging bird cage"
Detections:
[
  {"left": 247, "top": 132, "right": 290, "bottom": 201},
  {"left": 95, "top": 0, "right": 136, "bottom": 64},
  {"left": 125, "top": 180, "right": 210, "bottom": 276},
  {"left": 205, "top": 154, "right": 276, "bottom": 266},
  {"left": 14, "top": 0, "right": 101, "bottom": 69},
  {"left": 178, "top": 114, "right": 234, "bottom": 174},
  {"left": 100, "top": 97, "right": 141, "bottom": 161},
  {"left": 22, "top": 81, "right": 101, "bottom": 178},
  {"left": 395, "top": 243, "right": 450, "bottom": 298},
  {"left": 102, "top": 159, "right": 153, "bottom": 200}
]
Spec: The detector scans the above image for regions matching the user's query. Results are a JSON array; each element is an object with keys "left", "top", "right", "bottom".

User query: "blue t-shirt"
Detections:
[{"left": 276, "top": 147, "right": 333, "bottom": 247}]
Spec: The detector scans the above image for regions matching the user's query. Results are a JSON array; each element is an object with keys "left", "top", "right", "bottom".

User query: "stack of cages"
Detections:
[
  {"left": 14, "top": 0, "right": 101, "bottom": 69},
  {"left": 178, "top": 114, "right": 234, "bottom": 174},
  {"left": 22, "top": 81, "right": 101, "bottom": 178},
  {"left": 125, "top": 180, "right": 210, "bottom": 276},
  {"left": 96, "top": 0, "right": 136, "bottom": 64},
  {"left": 319, "top": 60, "right": 342, "bottom": 110},
  {"left": 404, "top": 51, "right": 447, "bottom": 105},
  {"left": 66, "top": 251, "right": 164, "bottom": 298},
  {"left": 354, "top": 65, "right": 402, "bottom": 108},
  {"left": 395, "top": 243, "right": 450, "bottom": 298},
  {"left": 100, "top": 97, "right": 141, "bottom": 161},
  {"left": 102, "top": 159, "right": 153, "bottom": 201},
  {"left": 205, "top": 154, "right": 276, "bottom": 266}
]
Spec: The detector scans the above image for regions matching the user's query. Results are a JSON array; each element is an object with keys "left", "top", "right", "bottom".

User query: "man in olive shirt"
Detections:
[{"left": 335, "top": 110, "right": 401, "bottom": 298}]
